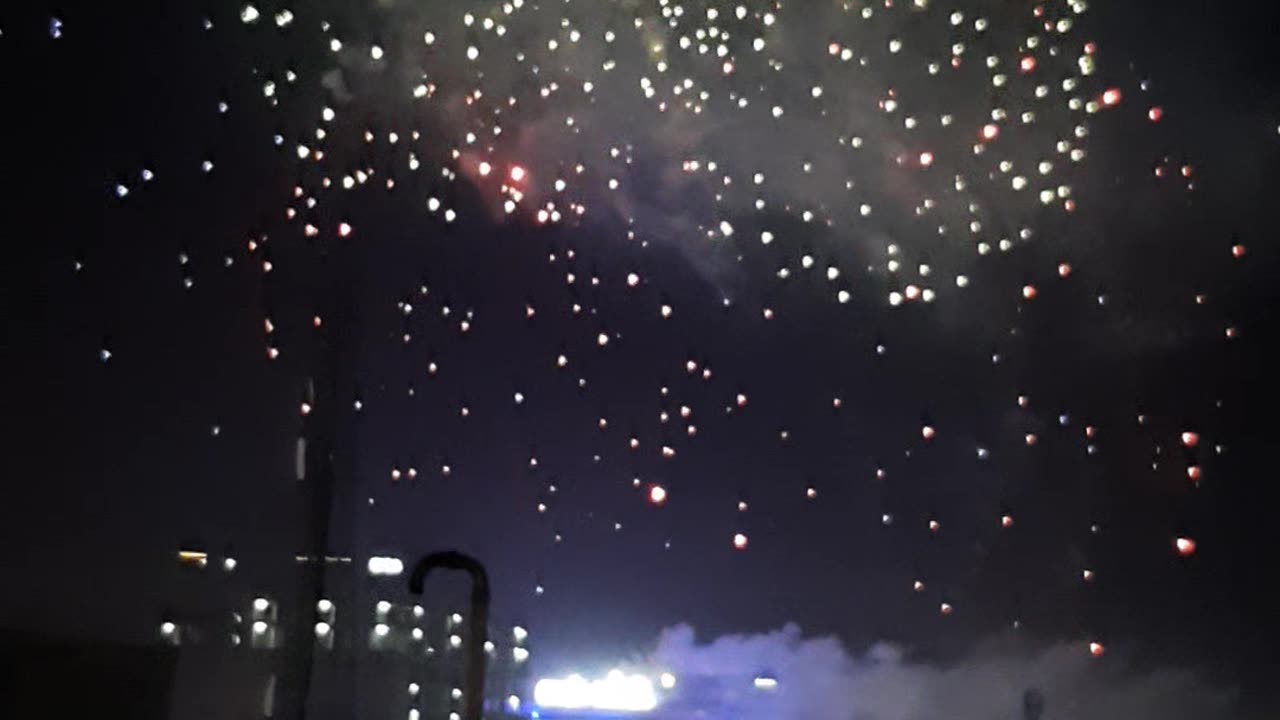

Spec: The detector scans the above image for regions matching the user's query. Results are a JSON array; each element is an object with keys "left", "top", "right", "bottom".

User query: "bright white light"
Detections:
[
  {"left": 753, "top": 676, "right": 779, "bottom": 690},
  {"left": 367, "top": 556, "right": 404, "bottom": 576},
  {"left": 659, "top": 672, "right": 676, "bottom": 690},
  {"left": 374, "top": 623, "right": 390, "bottom": 637},
  {"left": 253, "top": 621, "right": 269, "bottom": 635},
  {"left": 534, "top": 671, "right": 658, "bottom": 712},
  {"left": 513, "top": 626, "right": 528, "bottom": 643},
  {"left": 253, "top": 598, "right": 270, "bottom": 612},
  {"left": 315, "top": 622, "right": 332, "bottom": 636}
]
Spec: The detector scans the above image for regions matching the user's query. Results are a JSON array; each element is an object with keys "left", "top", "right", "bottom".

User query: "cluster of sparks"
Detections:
[{"left": 82, "top": 0, "right": 1262, "bottom": 663}]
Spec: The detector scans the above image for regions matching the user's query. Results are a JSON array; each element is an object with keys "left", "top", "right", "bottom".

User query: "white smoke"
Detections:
[{"left": 648, "top": 624, "right": 1244, "bottom": 720}]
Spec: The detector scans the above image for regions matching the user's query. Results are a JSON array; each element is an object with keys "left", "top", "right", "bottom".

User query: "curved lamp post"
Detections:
[{"left": 408, "top": 551, "right": 490, "bottom": 720}]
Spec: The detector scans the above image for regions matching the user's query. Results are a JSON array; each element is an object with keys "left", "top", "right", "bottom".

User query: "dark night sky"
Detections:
[{"left": 4, "top": 1, "right": 1280, "bottom": 717}]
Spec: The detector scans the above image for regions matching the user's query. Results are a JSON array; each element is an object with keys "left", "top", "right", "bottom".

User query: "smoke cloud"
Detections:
[{"left": 647, "top": 624, "right": 1245, "bottom": 720}]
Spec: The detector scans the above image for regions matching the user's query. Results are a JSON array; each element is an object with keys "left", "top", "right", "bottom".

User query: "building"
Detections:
[{"left": 152, "top": 548, "right": 530, "bottom": 718}]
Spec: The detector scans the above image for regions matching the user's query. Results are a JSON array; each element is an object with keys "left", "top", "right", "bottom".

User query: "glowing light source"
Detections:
[
  {"left": 1175, "top": 537, "right": 1197, "bottom": 557},
  {"left": 648, "top": 485, "right": 668, "bottom": 505},
  {"left": 752, "top": 676, "right": 779, "bottom": 691},
  {"left": 177, "top": 550, "right": 208, "bottom": 567},
  {"left": 534, "top": 671, "right": 658, "bottom": 712},
  {"left": 367, "top": 556, "right": 404, "bottom": 576}
]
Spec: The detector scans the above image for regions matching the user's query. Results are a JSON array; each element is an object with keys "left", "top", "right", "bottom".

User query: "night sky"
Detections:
[{"left": 4, "top": 1, "right": 1280, "bottom": 718}]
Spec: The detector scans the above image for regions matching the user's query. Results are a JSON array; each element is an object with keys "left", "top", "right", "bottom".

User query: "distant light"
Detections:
[
  {"left": 317, "top": 599, "right": 333, "bottom": 614},
  {"left": 507, "top": 695, "right": 521, "bottom": 711},
  {"left": 253, "top": 621, "right": 269, "bottom": 635},
  {"left": 449, "top": 634, "right": 462, "bottom": 648},
  {"left": 510, "top": 166, "right": 526, "bottom": 182},
  {"left": 178, "top": 550, "right": 208, "bottom": 566},
  {"left": 733, "top": 533, "right": 748, "bottom": 550},
  {"left": 315, "top": 622, "right": 332, "bottom": 637},
  {"left": 513, "top": 647, "right": 530, "bottom": 662},
  {"left": 534, "top": 672, "right": 658, "bottom": 712},
  {"left": 513, "top": 626, "right": 529, "bottom": 643},
  {"left": 367, "top": 556, "right": 404, "bottom": 576},
  {"left": 659, "top": 672, "right": 676, "bottom": 690},
  {"left": 1175, "top": 537, "right": 1197, "bottom": 557},
  {"left": 753, "top": 676, "right": 779, "bottom": 691},
  {"left": 253, "top": 598, "right": 270, "bottom": 612},
  {"left": 160, "top": 622, "right": 176, "bottom": 635},
  {"left": 1089, "top": 641, "right": 1105, "bottom": 657},
  {"left": 222, "top": 557, "right": 237, "bottom": 572},
  {"left": 376, "top": 600, "right": 391, "bottom": 615},
  {"left": 648, "top": 485, "right": 668, "bottom": 506}
]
